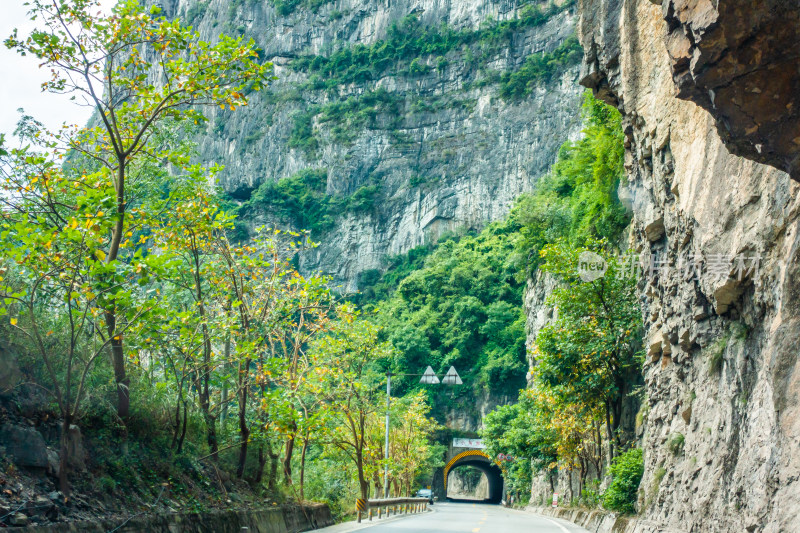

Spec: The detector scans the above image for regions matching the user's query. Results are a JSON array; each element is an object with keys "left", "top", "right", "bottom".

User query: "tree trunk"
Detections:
[
  {"left": 299, "top": 438, "right": 308, "bottom": 501},
  {"left": 107, "top": 323, "right": 130, "bottom": 420},
  {"left": 177, "top": 400, "right": 188, "bottom": 454},
  {"left": 255, "top": 445, "right": 266, "bottom": 484},
  {"left": 221, "top": 335, "right": 231, "bottom": 424},
  {"left": 58, "top": 415, "right": 71, "bottom": 495},
  {"left": 171, "top": 396, "right": 181, "bottom": 449},
  {"left": 236, "top": 378, "right": 250, "bottom": 479},
  {"left": 195, "top": 369, "right": 217, "bottom": 459},
  {"left": 283, "top": 432, "right": 295, "bottom": 483},
  {"left": 107, "top": 164, "right": 128, "bottom": 421},
  {"left": 194, "top": 267, "right": 218, "bottom": 460},
  {"left": 605, "top": 401, "right": 615, "bottom": 461},
  {"left": 356, "top": 452, "right": 369, "bottom": 500},
  {"left": 268, "top": 447, "right": 279, "bottom": 492}
]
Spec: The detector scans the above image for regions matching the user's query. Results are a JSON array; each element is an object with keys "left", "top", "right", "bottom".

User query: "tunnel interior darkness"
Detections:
[{"left": 445, "top": 458, "right": 503, "bottom": 504}]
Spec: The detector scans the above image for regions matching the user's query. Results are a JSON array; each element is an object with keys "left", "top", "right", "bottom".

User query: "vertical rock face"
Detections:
[
  {"left": 660, "top": 0, "right": 800, "bottom": 181},
  {"left": 162, "top": 0, "right": 584, "bottom": 289},
  {"left": 577, "top": 0, "right": 800, "bottom": 530}
]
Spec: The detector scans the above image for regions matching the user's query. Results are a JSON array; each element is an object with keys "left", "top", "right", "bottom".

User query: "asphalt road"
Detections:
[{"left": 316, "top": 502, "right": 589, "bottom": 533}]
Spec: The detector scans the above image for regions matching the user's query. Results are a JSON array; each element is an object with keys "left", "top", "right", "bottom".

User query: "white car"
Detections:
[{"left": 415, "top": 489, "right": 434, "bottom": 504}]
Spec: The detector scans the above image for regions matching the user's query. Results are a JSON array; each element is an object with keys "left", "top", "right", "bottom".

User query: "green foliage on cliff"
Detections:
[
  {"left": 373, "top": 220, "right": 528, "bottom": 397},
  {"left": 603, "top": 448, "right": 644, "bottom": 514},
  {"left": 498, "top": 36, "right": 583, "bottom": 100},
  {"left": 353, "top": 244, "right": 437, "bottom": 304},
  {"left": 270, "top": 0, "right": 333, "bottom": 16},
  {"left": 287, "top": 111, "right": 319, "bottom": 155},
  {"left": 290, "top": 1, "right": 576, "bottom": 89},
  {"left": 235, "top": 168, "right": 381, "bottom": 236},
  {"left": 280, "top": 2, "right": 581, "bottom": 156},
  {"left": 513, "top": 91, "right": 629, "bottom": 273},
  {"left": 318, "top": 88, "right": 403, "bottom": 144},
  {"left": 475, "top": 92, "right": 641, "bottom": 509}
]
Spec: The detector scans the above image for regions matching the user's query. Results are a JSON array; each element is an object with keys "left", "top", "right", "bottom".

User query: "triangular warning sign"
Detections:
[
  {"left": 419, "top": 366, "right": 440, "bottom": 384},
  {"left": 442, "top": 366, "right": 462, "bottom": 385}
]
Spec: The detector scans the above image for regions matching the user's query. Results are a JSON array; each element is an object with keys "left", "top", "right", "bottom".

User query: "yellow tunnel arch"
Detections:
[{"left": 443, "top": 450, "right": 497, "bottom": 491}]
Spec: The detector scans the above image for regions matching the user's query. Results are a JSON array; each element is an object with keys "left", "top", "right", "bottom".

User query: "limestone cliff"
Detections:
[
  {"left": 574, "top": 0, "right": 800, "bottom": 531},
  {"left": 155, "top": 0, "right": 583, "bottom": 289}
]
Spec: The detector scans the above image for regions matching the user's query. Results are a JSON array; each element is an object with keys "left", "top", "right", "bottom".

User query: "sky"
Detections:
[{"left": 0, "top": 0, "right": 116, "bottom": 143}]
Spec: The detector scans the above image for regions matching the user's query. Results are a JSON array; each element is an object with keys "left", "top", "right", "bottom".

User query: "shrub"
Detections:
[
  {"left": 498, "top": 36, "right": 582, "bottom": 100},
  {"left": 408, "top": 58, "right": 430, "bottom": 76},
  {"left": 646, "top": 466, "right": 667, "bottom": 506},
  {"left": 603, "top": 448, "right": 644, "bottom": 514},
  {"left": 287, "top": 111, "right": 319, "bottom": 156},
  {"left": 667, "top": 433, "right": 685, "bottom": 456}
]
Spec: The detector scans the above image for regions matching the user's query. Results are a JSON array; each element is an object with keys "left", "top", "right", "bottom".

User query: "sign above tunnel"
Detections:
[
  {"left": 452, "top": 438, "right": 485, "bottom": 449},
  {"left": 442, "top": 366, "right": 463, "bottom": 385}
]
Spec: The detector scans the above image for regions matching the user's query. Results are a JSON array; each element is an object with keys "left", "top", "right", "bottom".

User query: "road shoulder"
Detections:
[{"left": 312, "top": 505, "right": 437, "bottom": 532}]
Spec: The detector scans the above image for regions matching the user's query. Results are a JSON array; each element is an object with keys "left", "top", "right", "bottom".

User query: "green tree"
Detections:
[
  {"left": 481, "top": 396, "right": 558, "bottom": 502},
  {"left": 535, "top": 242, "right": 642, "bottom": 460},
  {"left": 313, "top": 308, "right": 397, "bottom": 500},
  {"left": 5, "top": 0, "right": 271, "bottom": 420},
  {"left": 0, "top": 128, "right": 160, "bottom": 493}
]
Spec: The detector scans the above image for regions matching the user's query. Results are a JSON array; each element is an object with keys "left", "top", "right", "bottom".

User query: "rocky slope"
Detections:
[
  {"left": 158, "top": 0, "right": 584, "bottom": 289},
  {"left": 570, "top": 0, "right": 800, "bottom": 531}
]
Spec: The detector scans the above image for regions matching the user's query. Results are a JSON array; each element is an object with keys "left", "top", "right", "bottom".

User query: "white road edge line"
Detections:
[{"left": 541, "top": 516, "right": 572, "bottom": 533}]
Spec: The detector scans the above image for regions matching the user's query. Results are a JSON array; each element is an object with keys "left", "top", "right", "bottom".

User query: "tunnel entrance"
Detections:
[
  {"left": 447, "top": 465, "right": 489, "bottom": 500},
  {"left": 443, "top": 450, "right": 503, "bottom": 504}
]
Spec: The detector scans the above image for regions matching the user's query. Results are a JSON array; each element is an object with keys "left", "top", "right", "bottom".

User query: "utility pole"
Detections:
[
  {"left": 383, "top": 372, "right": 391, "bottom": 499},
  {"left": 382, "top": 366, "right": 461, "bottom": 499}
]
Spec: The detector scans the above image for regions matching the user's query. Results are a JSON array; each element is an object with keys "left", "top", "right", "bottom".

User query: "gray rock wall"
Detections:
[
  {"left": 16, "top": 504, "right": 333, "bottom": 533},
  {"left": 574, "top": 0, "right": 800, "bottom": 531},
  {"left": 161, "top": 0, "right": 584, "bottom": 289}
]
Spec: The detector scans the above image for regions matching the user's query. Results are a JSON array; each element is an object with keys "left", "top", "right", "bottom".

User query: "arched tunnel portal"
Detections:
[{"left": 443, "top": 450, "right": 504, "bottom": 504}]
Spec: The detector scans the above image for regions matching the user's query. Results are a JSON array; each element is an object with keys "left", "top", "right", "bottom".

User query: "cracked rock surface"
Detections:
[
  {"left": 661, "top": 0, "right": 800, "bottom": 181},
  {"left": 158, "top": 0, "right": 583, "bottom": 289},
  {"left": 576, "top": 0, "right": 800, "bottom": 530}
]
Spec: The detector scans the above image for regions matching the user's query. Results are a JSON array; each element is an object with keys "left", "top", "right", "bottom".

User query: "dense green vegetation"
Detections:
[
  {"left": 339, "top": 92, "right": 631, "bottom": 409},
  {"left": 291, "top": 2, "right": 576, "bottom": 88},
  {"left": 498, "top": 37, "right": 582, "bottom": 100},
  {"left": 478, "top": 92, "right": 643, "bottom": 511},
  {"left": 270, "top": 0, "right": 333, "bottom": 16},
  {"left": 603, "top": 448, "right": 645, "bottom": 514},
  {"left": 232, "top": 168, "right": 380, "bottom": 238},
  {"left": 287, "top": 111, "right": 319, "bottom": 155},
  {"left": 374, "top": 221, "right": 528, "bottom": 397},
  {"left": 514, "top": 92, "right": 629, "bottom": 272},
  {"left": 317, "top": 88, "right": 403, "bottom": 144},
  {"left": 352, "top": 243, "right": 438, "bottom": 304},
  {"left": 482, "top": 401, "right": 558, "bottom": 505}
]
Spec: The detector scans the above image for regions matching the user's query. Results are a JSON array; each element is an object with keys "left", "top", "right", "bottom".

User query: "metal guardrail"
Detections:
[{"left": 355, "top": 497, "right": 430, "bottom": 523}]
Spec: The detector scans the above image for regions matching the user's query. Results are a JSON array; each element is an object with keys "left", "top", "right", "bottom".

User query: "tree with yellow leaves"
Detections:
[{"left": 4, "top": 0, "right": 272, "bottom": 420}]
